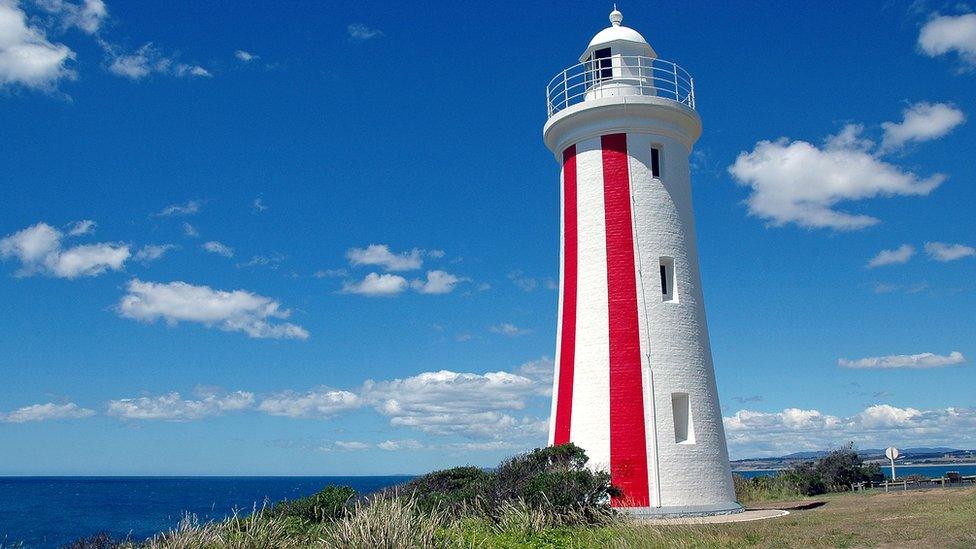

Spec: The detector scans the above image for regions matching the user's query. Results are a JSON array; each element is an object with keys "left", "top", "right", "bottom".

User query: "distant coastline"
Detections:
[{"left": 734, "top": 462, "right": 976, "bottom": 472}]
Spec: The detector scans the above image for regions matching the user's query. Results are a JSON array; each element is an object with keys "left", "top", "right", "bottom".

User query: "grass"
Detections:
[{"left": 77, "top": 485, "right": 976, "bottom": 548}]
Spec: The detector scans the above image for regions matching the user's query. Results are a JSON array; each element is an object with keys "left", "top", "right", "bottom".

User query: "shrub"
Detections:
[
  {"left": 392, "top": 444, "right": 618, "bottom": 525},
  {"left": 65, "top": 532, "right": 127, "bottom": 549},
  {"left": 781, "top": 462, "right": 827, "bottom": 496},
  {"left": 399, "top": 465, "right": 492, "bottom": 512},
  {"left": 269, "top": 485, "right": 356, "bottom": 523},
  {"left": 816, "top": 449, "right": 866, "bottom": 491}
]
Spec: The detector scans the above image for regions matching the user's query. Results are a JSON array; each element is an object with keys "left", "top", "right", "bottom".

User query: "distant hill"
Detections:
[
  {"left": 777, "top": 447, "right": 962, "bottom": 460},
  {"left": 734, "top": 447, "right": 970, "bottom": 465}
]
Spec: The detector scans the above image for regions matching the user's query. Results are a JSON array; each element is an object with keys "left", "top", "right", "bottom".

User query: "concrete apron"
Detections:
[{"left": 631, "top": 508, "right": 789, "bottom": 525}]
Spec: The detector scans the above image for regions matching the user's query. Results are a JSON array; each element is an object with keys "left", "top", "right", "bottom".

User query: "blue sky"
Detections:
[{"left": 1, "top": 0, "right": 974, "bottom": 474}]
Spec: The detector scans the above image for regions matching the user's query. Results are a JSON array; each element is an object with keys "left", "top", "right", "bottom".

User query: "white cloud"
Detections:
[
  {"left": 490, "top": 322, "right": 530, "bottom": 337},
  {"left": 54, "top": 243, "right": 130, "bottom": 277},
  {"left": 924, "top": 241, "right": 975, "bottom": 262},
  {"left": 102, "top": 41, "right": 210, "bottom": 80},
  {"left": 252, "top": 198, "right": 267, "bottom": 211},
  {"left": 411, "top": 270, "right": 461, "bottom": 294},
  {"left": 0, "top": 0, "right": 75, "bottom": 90},
  {"left": 838, "top": 351, "right": 966, "bottom": 370},
  {"left": 725, "top": 404, "right": 976, "bottom": 458},
  {"left": 880, "top": 102, "right": 965, "bottom": 152},
  {"left": 178, "top": 64, "right": 210, "bottom": 77},
  {"left": 0, "top": 222, "right": 129, "bottom": 278},
  {"left": 202, "top": 240, "right": 234, "bottom": 258},
  {"left": 347, "top": 244, "right": 422, "bottom": 271},
  {"left": 347, "top": 23, "right": 383, "bottom": 41},
  {"left": 258, "top": 388, "right": 361, "bottom": 418},
  {"left": 918, "top": 13, "right": 976, "bottom": 68},
  {"left": 117, "top": 279, "right": 309, "bottom": 339},
  {"left": 157, "top": 200, "right": 201, "bottom": 217},
  {"left": 508, "top": 270, "right": 538, "bottom": 292},
  {"left": 36, "top": 0, "right": 107, "bottom": 34},
  {"left": 314, "top": 268, "right": 347, "bottom": 279},
  {"left": 134, "top": 244, "right": 175, "bottom": 263},
  {"left": 234, "top": 49, "right": 257, "bottom": 62},
  {"left": 341, "top": 272, "right": 408, "bottom": 297},
  {"left": 238, "top": 253, "right": 285, "bottom": 269},
  {"left": 427, "top": 249, "right": 446, "bottom": 259},
  {"left": 377, "top": 439, "right": 425, "bottom": 451},
  {"left": 67, "top": 219, "right": 96, "bottom": 236},
  {"left": 333, "top": 441, "right": 370, "bottom": 451},
  {"left": 728, "top": 124, "right": 945, "bottom": 230},
  {"left": 362, "top": 369, "right": 540, "bottom": 438},
  {"left": 867, "top": 244, "right": 915, "bottom": 268},
  {"left": 107, "top": 389, "right": 254, "bottom": 421},
  {"left": 0, "top": 402, "right": 94, "bottom": 423},
  {"left": 181, "top": 222, "right": 199, "bottom": 238}
]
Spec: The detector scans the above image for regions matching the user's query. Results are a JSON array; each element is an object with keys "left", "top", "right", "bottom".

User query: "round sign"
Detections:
[{"left": 885, "top": 446, "right": 900, "bottom": 460}]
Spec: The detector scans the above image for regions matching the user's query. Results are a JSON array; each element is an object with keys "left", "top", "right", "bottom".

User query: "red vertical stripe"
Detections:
[
  {"left": 553, "top": 145, "right": 577, "bottom": 445},
  {"left": 602, "top": 133, "right": 650, "bottom": 507}
]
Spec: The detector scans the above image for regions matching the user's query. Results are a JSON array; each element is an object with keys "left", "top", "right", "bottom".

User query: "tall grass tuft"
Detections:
[
  {"left": 317, "top": 495, "right": 448, "bottom": 549},
  {"left": 141, "top": 507, "right": 313, "bottom": 549}
]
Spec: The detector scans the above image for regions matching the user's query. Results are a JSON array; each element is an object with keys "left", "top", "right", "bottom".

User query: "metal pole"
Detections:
[
  {"left": 672, "top": 63, "right": 679, "bottom": 101},
  {"left": 890, "top": 457, "right": 896, "bottom": 480},
  {"left": 563, "top": 71, "right": 568, "bottom": 111}
]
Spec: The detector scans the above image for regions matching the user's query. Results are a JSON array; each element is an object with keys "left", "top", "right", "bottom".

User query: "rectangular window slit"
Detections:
[
  {"left": 650, "top": 147, "right": 661, "bottom": 178},
  {"left": 660, "top": 257, "right": 675, "bottom": 302},
  {"left": 672, "top": 392, "right": 695, "bottom": 444}
]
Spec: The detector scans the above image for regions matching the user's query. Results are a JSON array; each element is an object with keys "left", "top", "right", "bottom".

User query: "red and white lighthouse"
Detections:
[{"left": 545, "top": 9, "right": 740, "bottom": 516}]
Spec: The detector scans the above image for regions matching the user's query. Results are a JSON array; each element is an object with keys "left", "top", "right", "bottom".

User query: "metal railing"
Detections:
[{"left": 546, "top": 56, "right": 695, "bottom": 117}]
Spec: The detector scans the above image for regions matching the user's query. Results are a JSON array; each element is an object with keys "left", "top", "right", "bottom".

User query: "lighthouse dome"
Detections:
[{"left": 580, "top": 8, "right": 656, "bottom": 62}]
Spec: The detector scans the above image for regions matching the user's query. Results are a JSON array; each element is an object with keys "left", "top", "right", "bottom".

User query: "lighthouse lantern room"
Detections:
[{"left": 544, "top": 8, "right": 740, "bottom": 516}]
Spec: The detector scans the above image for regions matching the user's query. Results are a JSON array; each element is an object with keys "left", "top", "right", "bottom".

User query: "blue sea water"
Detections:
[
  {"left": 0, "top": 476, "right": 413, "bottom": 548},
  {"left": 734, "top": 464, "right": 976, "bottom": 479}
]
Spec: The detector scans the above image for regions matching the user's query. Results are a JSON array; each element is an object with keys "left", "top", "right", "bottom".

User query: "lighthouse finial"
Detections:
[{"left": 609, "top": 5, "right": 623, "bottom": 26}]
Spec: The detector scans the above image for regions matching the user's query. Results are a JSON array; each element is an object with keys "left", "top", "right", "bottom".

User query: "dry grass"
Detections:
[
  {"left": 602, "top": 486, "right": 976, "bottom": 548},
  {"left": 317, "top": 495, "right": 449, "bottom": 548}
]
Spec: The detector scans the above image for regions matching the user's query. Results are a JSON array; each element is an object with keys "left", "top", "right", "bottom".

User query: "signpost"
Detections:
[{"left": 885, "top": 446, "right": 900, "bottom": 480}]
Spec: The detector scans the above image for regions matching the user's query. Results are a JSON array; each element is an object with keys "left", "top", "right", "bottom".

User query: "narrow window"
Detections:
[
  {"left": 659, "top": 257, "right": 676, "bottom": 302},
  {"left": 594, "top": 47, "right": 612, "bottom": 80},
  {"left": 650, "top": 146, "right": 661, "bottom": 178},
  {"left": 672, "top": 392, "right": 695, "bottom": 444}
]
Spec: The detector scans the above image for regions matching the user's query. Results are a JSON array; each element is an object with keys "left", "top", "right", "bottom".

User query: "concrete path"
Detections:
[{"left": 636, "top": 509, "right": 789, "bottom": 525}]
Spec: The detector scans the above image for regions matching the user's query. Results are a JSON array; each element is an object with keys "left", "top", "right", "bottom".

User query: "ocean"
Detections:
[
  {"left": 734, "top": 464, "right": 976, "bottom": 479},
  {"left": 0, "top": 476, "right": 413, "bottom": 548}
]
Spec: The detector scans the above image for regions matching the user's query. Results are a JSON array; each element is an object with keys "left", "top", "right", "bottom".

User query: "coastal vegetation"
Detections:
[
  {"left": 59, "top": 444, "right": 976, "bottom": 548},
  {"left": 733, "top": 445, "right": 884, "bottom": 502}
]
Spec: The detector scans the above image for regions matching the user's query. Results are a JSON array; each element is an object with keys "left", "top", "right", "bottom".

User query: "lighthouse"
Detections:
[{"left": 545, "top": 9, "right": 740, "bottom": 516}]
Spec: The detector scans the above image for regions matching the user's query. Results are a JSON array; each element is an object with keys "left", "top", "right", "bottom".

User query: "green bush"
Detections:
[
  {"left": 395, "top": 444, "right": 618, "bottom": 525},
  {"left": 269, "top": 485, "right": 357, "bottom": 523},
  {"left": 780, "top": 462, "right": 827, "bottom": 496},
  {"left": 400, "top": 465, "right": 492, "bottom": 512}
]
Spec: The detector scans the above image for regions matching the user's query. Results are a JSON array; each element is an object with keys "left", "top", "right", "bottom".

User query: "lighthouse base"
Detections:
[{"left": 620, "top": 501, "right": 743, "bottom": 518}]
